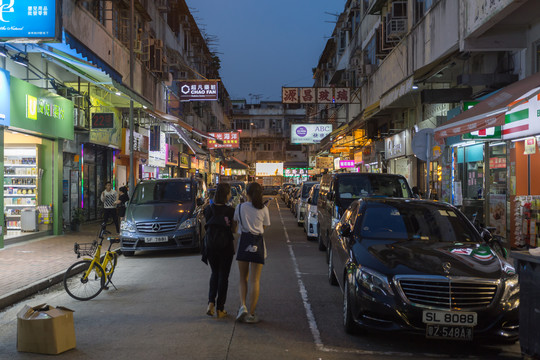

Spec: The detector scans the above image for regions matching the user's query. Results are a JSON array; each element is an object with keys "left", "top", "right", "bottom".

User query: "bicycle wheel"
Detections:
[
  {"left": 101, "top": 252, "right": 118, "bottom": 285},
  {"left": 63, "top": 260, "right": 106, "bottom": 301}
]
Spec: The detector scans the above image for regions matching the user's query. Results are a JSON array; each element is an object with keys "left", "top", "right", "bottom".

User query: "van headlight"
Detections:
[
  {"left": 178, "top": 217, "right": 197, "bottom": 230},
  {"left": 121, "top": 220, "right": 136, "bottom": 233}
]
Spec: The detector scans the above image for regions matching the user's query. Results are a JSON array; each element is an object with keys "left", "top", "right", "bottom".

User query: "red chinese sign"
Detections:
[
  {"left": 207, "top": 132, "right": 240, "bottom": 149},
  {"left": 282, "top": 87, "right": 351, "bottom": 104},
  {"left": 489, "top": 157, "right": 506, "bottom": 169}
]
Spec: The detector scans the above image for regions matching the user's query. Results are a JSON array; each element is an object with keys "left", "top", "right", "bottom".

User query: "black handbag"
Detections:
[{"left": 236, "top": 203, "right": 265, "bottom": 264}]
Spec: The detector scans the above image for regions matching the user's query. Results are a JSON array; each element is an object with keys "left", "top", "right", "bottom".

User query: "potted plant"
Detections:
[{"left": 71, "top": 208, "right": 85, "bottom": 232}]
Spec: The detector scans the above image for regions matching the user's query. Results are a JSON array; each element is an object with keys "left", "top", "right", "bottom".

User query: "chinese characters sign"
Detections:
[
  {"left": 0, "top": 0, "right": 57, "bottom": 39},
  {"left": 178, "top": 80, "right": 218, "bottom": 101},
  {"left": 207, "top": 132, "right": 240, "bottom": 149},
  {"left": 339, "top": 160, "right": 355, "bottom": 168},
  {"left": 282, "top": 87, "right": 351, "bottom": 104},
  {"left": 291, "top": 124, "right": 333, "bottom": 144},
  {"left": 284, "top": 168, "right": 310, "bottom": 177}
]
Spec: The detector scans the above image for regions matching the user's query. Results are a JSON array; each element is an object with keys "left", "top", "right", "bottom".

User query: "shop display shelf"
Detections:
[
  {"left": 4, "top": 175, "right": 37, "bottom": 178},
  {"left": 7, "top": 227, "right": 21, "bottom": 230},
  {"left": 4, "top": 204, "right": 35, "bottom": 208},
  {"left": 3, "top": 194, "right": 36, "bottom": 198},
  {"left": 5, "top": 214, "right": 21, "bottom": 218},
  {"left": 3, "top": 185, "right": 37, "bottom": 188},
  {"left": 4, "top": 164, "right": 36, "bottom": 167}
]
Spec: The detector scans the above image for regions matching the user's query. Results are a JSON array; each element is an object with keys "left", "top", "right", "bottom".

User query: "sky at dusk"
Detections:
[{"left": 185, "top": 1, "right": 345, "bottom": 103}]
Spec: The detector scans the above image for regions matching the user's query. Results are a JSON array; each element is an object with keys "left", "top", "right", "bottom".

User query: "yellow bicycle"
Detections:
[{"left": 63, "top": 222, "right": 121, "bottom": 301}]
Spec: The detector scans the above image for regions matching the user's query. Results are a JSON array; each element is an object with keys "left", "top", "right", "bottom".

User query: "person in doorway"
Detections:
[
  {"left": 101, "top": 181, "right": 119, "bottom": 233},
  {"left": 234, "top": 182, "right": 271, "bottom": 324},
  {"left": 115, "top": 186, "right": 129, "bottom": 222},
  {"left": 203, "top": 182, "right": 237, "bottom": 319}
]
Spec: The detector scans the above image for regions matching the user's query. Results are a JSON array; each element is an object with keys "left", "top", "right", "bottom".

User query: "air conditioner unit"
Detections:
[
  {"left": 351, "top": 57, "right": 361, "bottom": 68},
  {"left": 74, "top": 108, "right": 87, "bottom": 128}
]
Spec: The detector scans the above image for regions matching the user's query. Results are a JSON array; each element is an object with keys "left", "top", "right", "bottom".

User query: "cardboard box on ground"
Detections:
[{"left": 17, "top": 303, "right": 76, "bottom": 354}]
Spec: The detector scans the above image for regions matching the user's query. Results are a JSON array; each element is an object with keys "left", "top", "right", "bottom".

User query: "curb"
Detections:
[{"left": 0, "top": 271, "right": 65, "bottom": 311}]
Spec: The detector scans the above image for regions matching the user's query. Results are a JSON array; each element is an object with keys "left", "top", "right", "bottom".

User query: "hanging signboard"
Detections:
[
  {"left": 0, "top": 0, "right": 59, "bottom": 40},
  {"left": 207, "top": 131, "right": 240, "bottom": 149},
  {"left": 91, "top": 113, "right": 114, "bottom": 129},
  {"left": 282, "top": 87, "right": 351, "bottom": 104},
  {"left": 291, "top": 124, "right": 333, "bottom": 144},
  {"left": 178, "top": 80, "right": 218, "bottom": 101}
]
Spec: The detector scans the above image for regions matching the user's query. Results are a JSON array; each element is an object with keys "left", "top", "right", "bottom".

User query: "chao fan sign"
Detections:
[{"left": 179, "top": 80, "right": 218, "bottom": 101}]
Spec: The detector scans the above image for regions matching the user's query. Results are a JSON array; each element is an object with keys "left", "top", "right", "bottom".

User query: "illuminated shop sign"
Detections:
[
  {"left": 0, "top": 0, "right": 58, "bottom": 39},
  {"left": 283, "top": 168, "right": 310, "bottom": 177},
  {"left": 339, "top": 160, "right": 355, "bottom": 168},
  {"left": 0, "top": 67, "right": 9, "bottom": 126},
  {"left": 11, "top": 76, "right": 73, "bottom": 140},
  {"left": 256, "top": 162, "right": 283, "bottom": 176},
  {"left": 282, "top": 87, "right": 351, "bottom": 104},
  {"left": 291, "top": 124, "right": 333, "bottom": 144},
  {"left": 207, "top": 131, "right": 240, "bottom": 149},
  {"left": 178, "top": 80, "right": 218, "bottom": 101}
]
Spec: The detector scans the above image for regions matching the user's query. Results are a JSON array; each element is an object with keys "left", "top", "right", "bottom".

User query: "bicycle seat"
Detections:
[{"left": 108, "top": 237, "right": 121, "bottom": 244}]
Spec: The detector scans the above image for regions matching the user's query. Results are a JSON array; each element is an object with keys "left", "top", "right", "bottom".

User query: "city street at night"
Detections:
[{"left": 0, "top": 198, "right": 522, "bottom": 359}]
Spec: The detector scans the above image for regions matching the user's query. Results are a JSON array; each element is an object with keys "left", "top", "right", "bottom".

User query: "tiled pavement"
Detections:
[{"left": 0, "top": 222, "right": 112, "bottom": 310}]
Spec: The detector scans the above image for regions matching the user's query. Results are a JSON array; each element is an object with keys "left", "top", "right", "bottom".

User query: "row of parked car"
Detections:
[{"left": 281, "top": 173, "right": 519, "bottom": 342}]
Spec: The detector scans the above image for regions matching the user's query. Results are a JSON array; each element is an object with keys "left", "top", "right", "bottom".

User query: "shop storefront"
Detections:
[
  {"left": 385, "top": 130, "right": 413, "bottom": 184},
  {"left": 2, "top": 75, "right": 74, "bottom": 246}
]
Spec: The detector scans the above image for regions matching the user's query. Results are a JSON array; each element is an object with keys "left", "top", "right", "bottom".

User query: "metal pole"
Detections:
[
  {"left": 426, "top": 133, "right": 431, "bottom": 199},
  {"left": 128, "top": 0, "right": 135, "bottom": 197}
]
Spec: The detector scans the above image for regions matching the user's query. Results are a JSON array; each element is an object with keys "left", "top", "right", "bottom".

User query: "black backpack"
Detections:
[{"left": 204, "top": 205, "right": 232, "bottom": 251}]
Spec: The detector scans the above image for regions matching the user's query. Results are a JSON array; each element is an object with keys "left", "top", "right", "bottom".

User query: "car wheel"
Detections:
[
  {"left": 318, "top": 226, "right": 326, "bottom": 251},
  {"left": 344, "top": 279, "right": 358, "bottom": 334},
  {"left": 328, "top": 247, "right": 338, "bottom": 286}
]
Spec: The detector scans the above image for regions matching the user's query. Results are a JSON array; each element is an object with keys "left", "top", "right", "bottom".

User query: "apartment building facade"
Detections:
[
  {"left": 0, "top": 0, "right": 231, "bottom": 247},
  {"left": 312, "top": 0, "right": 540, "bottom": 248}
]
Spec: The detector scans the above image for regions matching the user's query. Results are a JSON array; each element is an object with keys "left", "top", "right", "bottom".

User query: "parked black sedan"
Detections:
[{"left": 327, "top": 198, "right": 519, "bottom": 341}]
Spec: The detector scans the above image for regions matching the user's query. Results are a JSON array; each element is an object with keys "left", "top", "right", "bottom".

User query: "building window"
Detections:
[
  {"left": 263, "top": 143, "right": 272, "bottom": 151},
  {"left": 415, "top": 0, "right": 435, "bottom": 23},
  {"left": 365, "top": 35, "right": 377, "bottom": 65}
]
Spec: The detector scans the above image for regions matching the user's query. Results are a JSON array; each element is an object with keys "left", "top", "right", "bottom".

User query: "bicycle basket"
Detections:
[{"left": 74, "top": 241, "right": 97, "bottom": 257}]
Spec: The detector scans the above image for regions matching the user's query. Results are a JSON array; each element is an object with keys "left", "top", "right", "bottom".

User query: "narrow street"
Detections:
[{"left": 0, "top": 197, "right": 522, "bottom": 359}]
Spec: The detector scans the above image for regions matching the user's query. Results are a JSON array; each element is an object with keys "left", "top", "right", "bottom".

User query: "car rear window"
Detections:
[
  {"left": 338, "top": 176, "right": 411, "bottom": 199},
  {"left": 131, "top": 181, "right": 193, "bottom": 204},
  {"left": 359, "top": 203, "right": 478, "bottom": 243},
  {"left": 301, "top": 183, "right": 316, "bottom": 198}
]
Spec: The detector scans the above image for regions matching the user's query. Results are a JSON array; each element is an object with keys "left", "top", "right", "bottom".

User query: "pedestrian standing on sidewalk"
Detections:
[
  {"left": 234, "top": 182, "right": 270, "bottom": 324},
  {"left": 100, "top": 181, "right": 119, "bottom": 233},
  {"left": 202, "top": 182, "right": 237, "bottom": 319},
  {"left": 115, "top": 186, "right": 129, "bottom": 222}
]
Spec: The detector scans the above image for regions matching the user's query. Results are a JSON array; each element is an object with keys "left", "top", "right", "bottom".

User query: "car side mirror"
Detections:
[
  {"left": 480, "top": 228, "right": 492, "bottom": 243},
  {"left": 340, "top": 223, "right": 352, "bottom": 237}
]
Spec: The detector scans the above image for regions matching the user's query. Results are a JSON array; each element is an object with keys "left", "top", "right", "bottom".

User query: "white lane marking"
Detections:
[
  {"left": 277, "top": 200, "right": 323, "bottom": 350},
  {"left": 276, "top": 199, "right": 466, "bottom": 358}
]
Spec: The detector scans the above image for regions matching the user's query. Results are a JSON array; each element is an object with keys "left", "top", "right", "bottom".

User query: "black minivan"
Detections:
[{"left": 317, "top": 173, "right": 412, "bottom": 252}]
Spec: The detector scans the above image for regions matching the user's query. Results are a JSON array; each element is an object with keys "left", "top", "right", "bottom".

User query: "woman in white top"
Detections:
[{"left": 234, "top": 182, "right": 270, "bottom": 324}]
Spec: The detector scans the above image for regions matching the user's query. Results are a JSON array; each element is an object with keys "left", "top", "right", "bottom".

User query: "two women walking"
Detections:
[{"left": 203, "top": 182, "right": 270, "bottom": 324}]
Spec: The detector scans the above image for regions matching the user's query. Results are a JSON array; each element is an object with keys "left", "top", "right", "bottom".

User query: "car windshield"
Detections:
[
  {"left": 338, "top": 175, "right": 411, "bottom": 199},
  {"left": 131, "top": 181, "right": 193, "bottom": 204},
  {"left": 359, "top": 203, "right": 478, "bottom": 243},
  {"left": 301, "top": 183, "right": 316, "bottom": 198}
]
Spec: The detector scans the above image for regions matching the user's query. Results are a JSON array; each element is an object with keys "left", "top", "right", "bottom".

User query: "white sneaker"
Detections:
[
  {"left": 244, "top": 314, "right": 259, "bottom": 324},
  {"left": 236, "top": 305, "right": 248, "bottom": 322}
]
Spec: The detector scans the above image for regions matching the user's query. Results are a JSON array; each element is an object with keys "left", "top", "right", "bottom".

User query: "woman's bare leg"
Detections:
[
  {"left": 238, "top": 261, "right": 250, "bottom": 306},
  {"left": 248, "top": 263, "right": 264, "bottom": 315}
]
